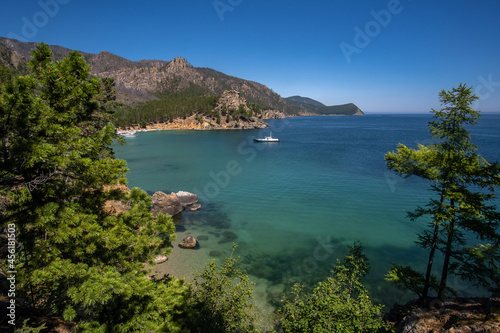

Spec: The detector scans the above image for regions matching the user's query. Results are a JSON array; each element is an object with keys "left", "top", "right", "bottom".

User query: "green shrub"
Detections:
[
  {"left": 279, "top": 242, "right": 390, "bottom": 333},
  {"left": 184, "top": 244, "right": 260, "bottom": 333}
]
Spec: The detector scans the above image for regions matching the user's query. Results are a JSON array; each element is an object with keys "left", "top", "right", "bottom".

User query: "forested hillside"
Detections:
[{"left": 0, "top": 37, "right": 364, "bottom": 129}]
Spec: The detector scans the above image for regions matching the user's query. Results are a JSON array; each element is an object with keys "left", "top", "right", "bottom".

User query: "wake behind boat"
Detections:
[{"left": 253, "top": 132, "right": 279, "bottom": 142}]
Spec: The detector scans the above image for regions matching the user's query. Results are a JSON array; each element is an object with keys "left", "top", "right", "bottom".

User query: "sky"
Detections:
[{"left": 1, "top": 0, "right": 500, "bottom": 113}]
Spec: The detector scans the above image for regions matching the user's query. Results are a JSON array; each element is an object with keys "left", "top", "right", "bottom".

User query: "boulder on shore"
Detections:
[
  {"left": 154, "top": 255, "right": 168, "bottom": 264},
  {"left": 176, "top": 191, "right": 199, "bottom": 207},
  {"left": 151, "top": 191, "right": 183, "bottom": 216},
  {"left": 179, "top": 235, "right": 198, "bottom": 249}
]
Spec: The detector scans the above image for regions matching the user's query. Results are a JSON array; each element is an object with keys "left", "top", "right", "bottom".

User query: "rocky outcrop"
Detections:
[
  {"left": 211, "top": 90, "right": 270, "bottom": 129},
  {"left": 386, "top": 298, "right": 500, "bottom": 332},
  {"left": 121, "top": 112, "right": 269, "bottom": 132},
  {"left": 150, "top": 191, "right": 201, "bottom": 216},
  {"left": 176, "top": 191, "right": 199, "bottom": 207},
  {"left": 190, "top": 203, "right": 202, "bottom": 211},
  {"left": 215, "top": 90, "right": 248, "bottom": 112},
  {"left": 0, "top": 37, "right": 299, "bottom": 114},
  {"left": 179, "top": 235, "right": 198, "bottom": 248},
  {"left": 103, "top": 183, "right": 132, "bottom": 215},
  {"left": 262, "top": 110, "right": 287, "bottom": 119},
  {"left": 151, "top": 191, "right": 183, "bottom": 217},
  {"left": 0, "top": 37, "right": 367, "bottom": 125},
  {"left": 103, "top": 200, "right": 131, "bottom": 215}
]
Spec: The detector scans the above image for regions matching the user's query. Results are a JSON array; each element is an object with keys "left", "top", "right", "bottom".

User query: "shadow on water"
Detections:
[
  {"left": 237, "top": 238, "right": 484, "bottom": 309},
  {"left": 179, "top": 201, "right": 232, "bottom": 229}
]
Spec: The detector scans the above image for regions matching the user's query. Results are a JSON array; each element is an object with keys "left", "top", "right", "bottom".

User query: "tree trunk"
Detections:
[
  {"left": 420, "top": 194, "right": 445, "bottom": 302},
  {"left": 420, "top": 221, "right": 440, "bottom": 302},
  {"left": 438, "top": 199, "right": 455, "bottom": 299}
]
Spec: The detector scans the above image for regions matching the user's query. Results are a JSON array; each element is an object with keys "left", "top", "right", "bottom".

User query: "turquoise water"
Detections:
[{"left": 112, "top": 114, "right": 500, "bottom": 308}]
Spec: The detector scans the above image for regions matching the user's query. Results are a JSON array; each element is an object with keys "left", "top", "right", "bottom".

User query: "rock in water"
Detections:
[
  {"left": 218, "top": 231, "right": 238, "bottom": 244},
  {"left": 151, "top": 191, "right": 182, "bottom": 216},
  {"left": 179, "top": 235, "right": 197, "bottom": 248},
  {"left": 209, "top": 250, "right": 221, "bottom": 257},
  {"left": 176, "top": 191, "right": 199, "bottom": 207},
  {"left": 190, "top": 203, "right": 202, "bottom": 211}
]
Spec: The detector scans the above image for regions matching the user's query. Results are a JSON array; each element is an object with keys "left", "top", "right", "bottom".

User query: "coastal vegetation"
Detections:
[
  {"left": 183, "top": 244, "right": 261, "bottom": 332},
  {"left": 112, "top": 88, "right": 220, "bottom": 128},
  {"left": 385, "top": 84, "right": 500, "bottom": 302},
  {"left": 0, "top": 44, "right": 187, "bottom": 331},
  {"left": 112, "top": 84, "right": 265, "bottom": 129},
  {"left": 0, "top": 46, "right": 498, "bottom": 332},
  {"left": 284, "top": 96, "right": 364, "bottom": 116},
  {"left": 0, "top": 37, "right": 365, "bottom": 130},
  {"left": 279, "top": 242, "right": 389, "bottom": 332}
]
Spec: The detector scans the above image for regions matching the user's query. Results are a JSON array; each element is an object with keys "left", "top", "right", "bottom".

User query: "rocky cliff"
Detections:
[
  {"left": 386, "top": 298, "right": 500, "bottom": 332},
  {"left": 121, "top": 90, "right": 269, "bottom": 130},
  {"left": 0, "top": 37, "right": 293, "bottom": 113},
  {"left": 0, "top": 37, "right": 364, "bottom": 121}
]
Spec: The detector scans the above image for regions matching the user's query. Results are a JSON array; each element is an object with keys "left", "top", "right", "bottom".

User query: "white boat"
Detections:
[
  {"left": 253, "top": 132, "right": 279, "bottom": 142},
  {"left": 119, "top": 130, "right": 137, "bottom": 137}
]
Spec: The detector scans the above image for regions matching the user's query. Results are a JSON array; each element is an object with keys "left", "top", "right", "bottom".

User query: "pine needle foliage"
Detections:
[
  {"left": 278, "top": 242, "right": 390, "bottom": 333},
  {"left": 0, "top": 43, "right": 187, "bottom": 332},
  {"left": 385, "top": 84, "right": 500, "bottom": 300},
  {"left": 184, "top": 244, "right": 261, "bottom": 333}
]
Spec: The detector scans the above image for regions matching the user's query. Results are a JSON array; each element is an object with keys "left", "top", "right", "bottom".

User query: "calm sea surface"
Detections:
[{"left": 112, "top": 113, "right": 500, "bottom": 309}]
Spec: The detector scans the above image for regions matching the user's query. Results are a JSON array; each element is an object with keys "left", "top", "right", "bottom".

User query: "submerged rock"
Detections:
[
  {"left": 179, "top": 235, "right": 198, "bottom": 248},
  {"left": 208, "top": 231, "right": 221, "bottom": 238},
  {"left": 218, "top": 231, "right": 238, "bottom": 244},
  {"left": 151, "top": 191, "right": 183, "bottom": 216},
  {"left": 197, "top": 235, "right": 209, "bottom": 241},
  {"left": 209, "top": 250, "right": 221, "bottom": 257},
  {"left": 190, "top": 203, "right": 202, "bottom": 211}
]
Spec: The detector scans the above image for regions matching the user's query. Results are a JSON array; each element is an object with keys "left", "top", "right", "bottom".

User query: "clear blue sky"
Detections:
[{"left": 1, "top": 0, "right": 500, "bottom": 113}]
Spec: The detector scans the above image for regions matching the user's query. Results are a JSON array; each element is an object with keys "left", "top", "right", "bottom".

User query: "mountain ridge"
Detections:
[{"left": 0, "top": 37, "right": 364, "bottom": 121}]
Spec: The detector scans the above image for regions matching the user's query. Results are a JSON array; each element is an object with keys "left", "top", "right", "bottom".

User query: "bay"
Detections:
[{"left": 112, "top": 113, "right": 500, "bottom": 310}]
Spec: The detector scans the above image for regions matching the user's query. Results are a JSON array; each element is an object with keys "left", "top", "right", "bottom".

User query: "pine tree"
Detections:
[
  {"left": 0, "top": 43, "right": 187, "bottom": 331},
  {"left": 385, "top": 84, "right": 500, "bottom": 301},
  {"left": 184, "top": 244, "right": 260, "bottom": 333}
]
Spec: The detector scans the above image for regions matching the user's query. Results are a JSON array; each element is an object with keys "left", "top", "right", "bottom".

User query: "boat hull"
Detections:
[{"left": 253, "top": 138, "right": 279, "bottom": 142}]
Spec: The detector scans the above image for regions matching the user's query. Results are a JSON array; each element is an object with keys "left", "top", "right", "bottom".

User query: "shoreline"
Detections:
[
  {"left": 116, "top": 114, "right": 269, "bottom": 133},
  {"left": 116, "top": 113, "right": 367, "bottom": 134}
]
